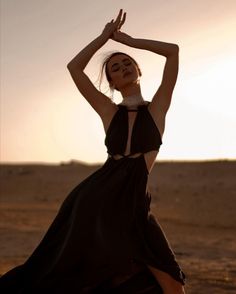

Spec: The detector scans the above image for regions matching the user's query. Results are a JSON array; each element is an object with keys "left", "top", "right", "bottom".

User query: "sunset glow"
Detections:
[{"left": 1, "top": 0, "right": 236, "bottom": 164}]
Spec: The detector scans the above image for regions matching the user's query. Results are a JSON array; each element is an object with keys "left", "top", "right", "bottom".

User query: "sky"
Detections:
[{"left": 1, "top": 0, "right": 236, "bottom": 164}]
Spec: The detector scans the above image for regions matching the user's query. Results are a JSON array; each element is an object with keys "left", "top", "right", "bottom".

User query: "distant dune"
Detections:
[{"left": 0, "top": 160, "right": 236, "bottom": 293}]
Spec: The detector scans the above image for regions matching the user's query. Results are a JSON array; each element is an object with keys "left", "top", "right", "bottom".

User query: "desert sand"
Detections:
[{"left": 0, "top": 160, "right": 236, "bottom": 293}]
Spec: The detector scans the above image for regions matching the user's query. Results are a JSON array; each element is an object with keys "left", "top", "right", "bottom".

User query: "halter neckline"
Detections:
[{"left": 118, "top": 102, "right": 150, "bottom": 111}]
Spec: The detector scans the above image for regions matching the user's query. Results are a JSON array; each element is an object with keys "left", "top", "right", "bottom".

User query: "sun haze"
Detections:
[{"left": 1, "top": 0, "right": 236, "bottom": 164}]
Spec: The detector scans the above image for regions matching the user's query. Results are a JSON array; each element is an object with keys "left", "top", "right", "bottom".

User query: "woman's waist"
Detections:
[
  {"left": 108, "top": 152, "right": 143, "bottom": 159},
  {"left": 108, "top": 151, "right": 158, "bottom": 174},
  {"left": 108, "top": 151, "right": 158, "bottom": 159}
]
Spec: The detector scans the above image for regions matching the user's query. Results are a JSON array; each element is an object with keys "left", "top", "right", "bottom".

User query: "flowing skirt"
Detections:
[{"left": 0, "top": 154, "right": 185, "bottom": 293}]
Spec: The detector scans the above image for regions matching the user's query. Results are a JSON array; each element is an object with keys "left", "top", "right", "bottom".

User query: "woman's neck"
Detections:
[{"left": 120, "top": 94, "right": 145, "bottom": 107}]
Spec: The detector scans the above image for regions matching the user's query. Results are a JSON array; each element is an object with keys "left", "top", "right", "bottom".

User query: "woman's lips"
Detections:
[{"left": 123, "top": 71, "right": 132, "bottom": 78}]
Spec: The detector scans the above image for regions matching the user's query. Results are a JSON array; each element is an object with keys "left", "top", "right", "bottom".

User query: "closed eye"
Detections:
[
  {"left": 111, "top": 65, "right": 120, "bottom": 72},
  {"left": 111, "top": 59, "right": 132, "bottom": 72}
]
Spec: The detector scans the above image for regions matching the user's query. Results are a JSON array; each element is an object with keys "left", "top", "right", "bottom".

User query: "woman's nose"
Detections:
[{"left": 121, "top": 65, "right": 128, "bottom": 71}]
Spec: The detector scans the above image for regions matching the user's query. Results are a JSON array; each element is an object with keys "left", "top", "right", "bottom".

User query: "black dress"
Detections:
[{"left": 0, "top": 102, "right": 185, "bottom": 293}]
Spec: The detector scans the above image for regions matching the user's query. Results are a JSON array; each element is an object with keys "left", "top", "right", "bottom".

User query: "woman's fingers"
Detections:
[
  {"left": 118, "top": 12, "right": 126, "bottom": 29},
  {"left": 114, "top": 9, "right": 123, "bottom": 24},
  {"left": 114, "top": 9, "right": 126, "bottom": 31},
  {"left": 103, "top": 9, "right": 126, "bottom": 39}
]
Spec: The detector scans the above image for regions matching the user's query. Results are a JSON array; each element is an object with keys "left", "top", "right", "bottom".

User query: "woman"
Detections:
[{"left": 0, "top": 9, "right": 185, "bottom": 294}]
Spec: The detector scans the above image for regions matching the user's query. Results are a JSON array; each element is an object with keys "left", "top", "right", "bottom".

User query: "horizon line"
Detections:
[{"left": 0, "top": 158, "right": 235, "bottom": 166}]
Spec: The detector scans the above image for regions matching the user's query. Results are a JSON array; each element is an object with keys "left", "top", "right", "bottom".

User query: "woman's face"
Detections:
[{"left": 106, "top": 54, "right": 140, "bottom": 91}]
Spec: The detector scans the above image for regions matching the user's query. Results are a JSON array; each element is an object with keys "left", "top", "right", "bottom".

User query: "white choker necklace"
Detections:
[{"left": 121, "top": 95, "right": 145, "bottom": 107}]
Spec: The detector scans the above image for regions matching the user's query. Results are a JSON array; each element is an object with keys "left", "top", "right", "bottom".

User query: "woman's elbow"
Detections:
[
  {"left": 67, "top": 61, "right": 74, "bottom": 71},
  {"left": 173, "top": 44, "right": 179, "bottom": 54}
]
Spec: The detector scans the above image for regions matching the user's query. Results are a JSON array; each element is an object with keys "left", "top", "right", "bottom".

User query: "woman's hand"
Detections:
[{"left": 101, "top": 9, "right": 126, "bottom": 40}]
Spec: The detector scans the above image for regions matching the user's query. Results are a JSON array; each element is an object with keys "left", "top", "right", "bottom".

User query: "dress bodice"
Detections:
[{"left": 105, "top": 102, "right": 162, "bottom": 156}]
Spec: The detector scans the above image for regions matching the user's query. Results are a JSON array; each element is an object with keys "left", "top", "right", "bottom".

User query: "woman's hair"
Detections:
[{"left": 98, "top": 51, "right": 142, "bottom": 97}]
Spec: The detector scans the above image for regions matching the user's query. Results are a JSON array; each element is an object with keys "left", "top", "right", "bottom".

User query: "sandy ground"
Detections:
[{"left": 0, "top": 160, "right": 236, "bottom": 293}]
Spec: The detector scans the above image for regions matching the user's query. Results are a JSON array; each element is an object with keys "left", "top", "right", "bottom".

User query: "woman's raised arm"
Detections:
[
  {"left": 112, "top": 31, "right": 179, "bottom": 118},
  {"left": 67, "top": 9, "right": 126, "bottom": 117}
]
